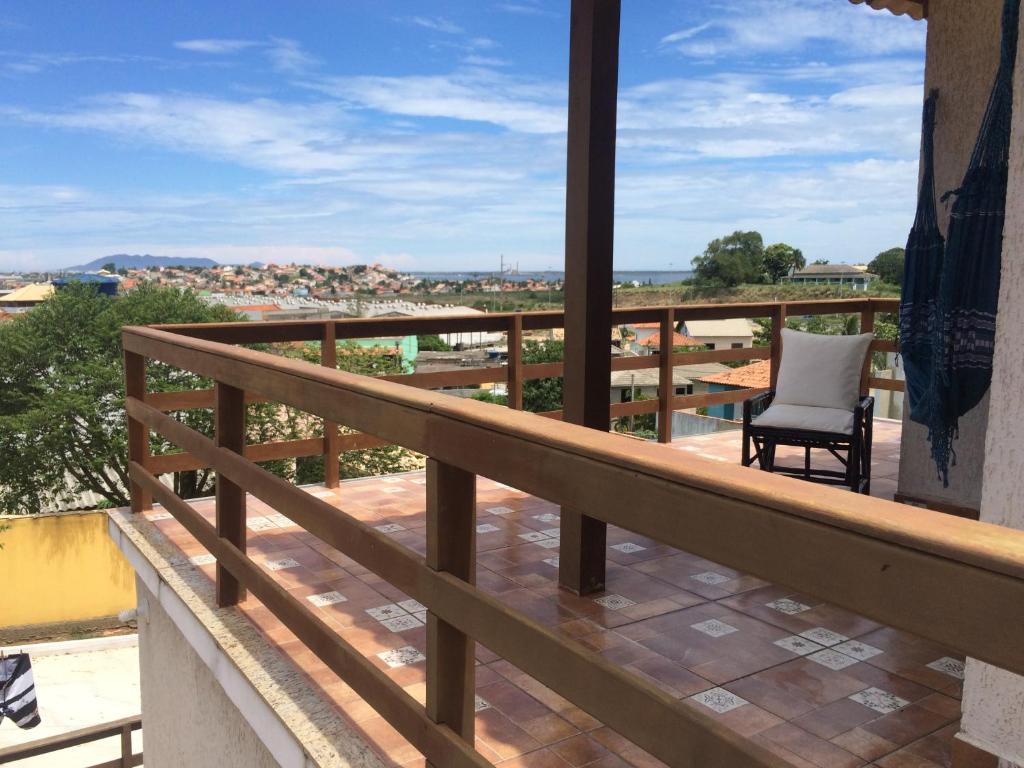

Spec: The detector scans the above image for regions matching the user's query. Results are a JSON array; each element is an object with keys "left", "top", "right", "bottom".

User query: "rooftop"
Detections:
[
  {"left": 681, "top": 319, "right": 755, "bottom": 338},
  {"left": 697, "top": 360, "right": 772, "bottom": 389},
  {"left": 110, "top": 422, "right": 972, "bottom": 768}
]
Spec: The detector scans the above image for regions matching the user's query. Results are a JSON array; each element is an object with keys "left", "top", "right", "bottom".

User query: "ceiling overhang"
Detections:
[{"left": 848, "top": 0, "right": 927, "bottom": 21}]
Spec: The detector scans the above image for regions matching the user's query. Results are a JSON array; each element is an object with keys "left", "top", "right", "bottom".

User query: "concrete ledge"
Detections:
[{"left": 107, "top": 507, "right": 385, "bottom": 768}]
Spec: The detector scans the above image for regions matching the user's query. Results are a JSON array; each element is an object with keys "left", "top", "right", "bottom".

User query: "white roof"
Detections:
[{"left": 682, "top": 318, "right": 754, "bottom": 338}]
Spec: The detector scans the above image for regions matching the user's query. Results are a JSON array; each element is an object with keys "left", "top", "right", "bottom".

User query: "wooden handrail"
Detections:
[{"left": 0, "top": 715, "right": 142, "bottom": 767}]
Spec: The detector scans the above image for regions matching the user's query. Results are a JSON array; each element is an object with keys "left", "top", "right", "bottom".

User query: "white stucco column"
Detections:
[{"left": 958, "top": 8, "right": 1024, "bottom": 767}]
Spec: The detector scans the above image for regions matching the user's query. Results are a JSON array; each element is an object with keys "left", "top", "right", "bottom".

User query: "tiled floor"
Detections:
[{"left": 144, "top": 420, "right": 968, "bottom": 767}]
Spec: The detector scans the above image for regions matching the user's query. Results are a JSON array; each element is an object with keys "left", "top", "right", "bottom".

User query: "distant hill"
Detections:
[{"left": 64, "top": 254, "right": 218, "bottom": 271}]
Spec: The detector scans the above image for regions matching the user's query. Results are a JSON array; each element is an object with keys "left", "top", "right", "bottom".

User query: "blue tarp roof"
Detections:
[{"left": 52, "top": 274, "right": 120, "bottom": 285}]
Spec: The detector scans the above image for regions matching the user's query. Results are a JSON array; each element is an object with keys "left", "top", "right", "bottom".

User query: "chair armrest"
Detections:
[
  {"left": 743, "top": 390, "right": 775, "bottom": 424},
  {"left": 854, "top": 395, "right": 874, "bottom": 422}
]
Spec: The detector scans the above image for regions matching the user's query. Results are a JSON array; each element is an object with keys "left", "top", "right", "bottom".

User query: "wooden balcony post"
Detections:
[
  {"left": 559, "top": 0, "right": 621, "bottom": 596},
  {"left": 124, "top": 350, "right": 152, "bottom": 513},
  {"left": 425, "top": 458, "right": 476, "bottom": 756},
  {"left": 322, "top": 321, "right": 340, "bottom": 488},
  {"left": 769, "top": 304, "right": 787, "bottom": 390},
  {"left": 507, "top": 314, "right": 523, "bottom": 410},
  {"left": 215, "top": 381, "right": 247, "bottom": 606},
  {"left": 658, "top": 308, "right": 675, "bottom": 443},
  {"left": 119, "top": 722, "right": 132, "bottom": 768},
  {"left": 860, "top": 305, "right": 875, "bottom": 396}
]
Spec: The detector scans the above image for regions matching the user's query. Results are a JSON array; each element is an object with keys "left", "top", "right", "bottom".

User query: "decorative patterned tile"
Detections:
[
  {"left": 380, "top": 477, "right": 406, "bottom": 484},
  {"left": 799, "top": 628, "right": 849, "bottom": 647},
  {"left": 849, "top": 687, "right": 909, "bottom": 714},
  {"left": 380, "top": 486, "right": 407, "bottom": 494},
  {"left": 366, "top": 604, "right": 407, "bottom": 621},
  {"left": 533, "top": 513, "right": 560, "bottom": 523},
  {"left": 374, "top": 523, "right": 406, "bottom": 534},
  {"left": 593, "top": 594, "right": 636, "bottom": 610},
  {"left": 610, "top": 542, "right": 646, "bottom": 554},
  {"left": 265, "top": 513, "right": 295, "bottom": 528},
  {"left": 774, "top": 635, "right": 825, "bottom": 656},
  {"left": 246, "top": 516, "right": 279, "bottom": 531},
  {"left": 476, "top": 523, "right": 501, "bottom": 534},
  {"left": 189, "top": 554, "right": 216, "bottom": 566},
  {"left": 766, "top": 598, "right": 812, "bottom": 615},
  {"left": 543, "top": 557, "right": 560, "bottom": 568},
  {"left": 265, "top": 557, "right": 301, "bottom": 571},
  {"left": 411, "top": 478, "right": 428, "bottom": 485},
  {"left": 413, "top": 611, "right": 428, "bottom": 623},
  {"left": 691, "top": 688, "right": 748, "bottom": 714},
  {"left": 380, "top": 615, "right": 425, "bottom": 633},
  {"left": 927, "top": 656, "right": 966, "bottom": 680},
  {"left": 487, "top": 506, "right": 515, "bottom": 515},
  {"left": 518, "top": 531, "right": 550, "bottom": 542},
  {"left": 377, "top": 646, "right": 426, "bottom": 668},
  {"left": 833, "top": 640, "right": 883, "bottom": 661},
  {"left": 691, "top": 619, "right": 739, "bottom": 638},
  {"left": 307, "top": 591, "right": 347, "bottom": 608},
  {"left": 535, "top": 539, "right": 560, "bottom": 549},
  {"left": 691, "top": 571, "right": 731, "bottom": 585},
  {"left": 310, "top": 490, "right": 335, "bottom": 498},
  {"left": 540, "top": 528, "right": 561, "bottom": 538},
  {"left": 144, "top": 511, "right": 172, "bottom": 521},
  {"left": 474, "top": 696, "right": 491, "bottom": 712},
  {"left": 398, "top": 599, "right": 426, "bottom": 613},
  {"left": 807, "top": 649, "right": 859, "bottom": 671}
]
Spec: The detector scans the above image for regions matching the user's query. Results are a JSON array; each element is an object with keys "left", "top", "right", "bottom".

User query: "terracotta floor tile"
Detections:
[
  {"left": 831, "top": 727, "right": 901, "bottom": 762},
  {"left": 755, "top": 722, "right": 866, "bottom": 768},
  {"left": 549, "top": 734, "right": 614, "bottom": 766}
]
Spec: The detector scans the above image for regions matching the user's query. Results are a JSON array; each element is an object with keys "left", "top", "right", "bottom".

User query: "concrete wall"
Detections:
[
  {"left": 958, "top": 5, "right": 1024, "bottom": 765},
  {"left": 896, "top": 0, "right": 1001, "bottom": 511},
  {"left": 0, "top": 511, "right": 135, "bottom": 630},
  {"left": 136, "top": 576, "right": 280, "bottom": 768}
]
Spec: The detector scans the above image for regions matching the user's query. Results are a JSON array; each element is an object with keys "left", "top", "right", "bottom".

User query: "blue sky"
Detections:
[{"left": 0, "top": 1, "right": 926, "bottom": 272}]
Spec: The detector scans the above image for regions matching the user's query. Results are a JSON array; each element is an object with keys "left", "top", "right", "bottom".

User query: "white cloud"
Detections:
[
  {"left": 661, "top": 23, "right": 714, "bottom": 45},
  {"left": 266, "top": 37, "right": 316, "bottom": 73},
  {"left": 173, "top": 39, "right": 258, "bottom": 54},
  {"left": 401, "top": 16, "right": 464, "bottom": 35}
]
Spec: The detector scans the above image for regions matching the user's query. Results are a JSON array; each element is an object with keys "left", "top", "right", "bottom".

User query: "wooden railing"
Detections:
[
  {"left": 142, "top": 298, "right": 904, "bottom": 482},
  {"left": 0, "top": 715, "right": 141, "bottom": 767},
  {"left": 121, "top": 302, "right": 1024, "bottom": 768}
]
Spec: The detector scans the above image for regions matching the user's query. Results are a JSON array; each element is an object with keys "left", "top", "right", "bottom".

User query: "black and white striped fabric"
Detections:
[{"left": 0, "top": 653, "right": 40, "bottom": 729}]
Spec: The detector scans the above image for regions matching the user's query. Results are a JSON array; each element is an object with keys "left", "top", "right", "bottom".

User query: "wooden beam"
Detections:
[
  {"left": 860, "top": 307, "right": 875, "bottom": 396},
  {"left": 769, "top": 304, "right": 786, "bottom": 390},
  {"left": 507, "top": 314, "right": 524, "bottom": 410},
  {"left": 559, "top": 0, "right": 621, "bottom": 596},
  {"left": 124, "top": 351, "right": 151, "bottom": 512},
  {"left": 425, "top": 460, "right": 477, "bottom": 759},
  {"left": 322, "top": 322, "right": 340, "bottom": 488},
  {"left": 657, "top": 308, "right": 675, "bottom": 443},
  {"left": 215, "top": 381, "right": 246, "bottom": 606}
]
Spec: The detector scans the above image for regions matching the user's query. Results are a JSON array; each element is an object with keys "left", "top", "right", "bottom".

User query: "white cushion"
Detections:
[
  {"left": 774, "top": 328, "right": 872, "bottom": 411},
  {"left": 754, "top": 404, "right": 855, "bottom": 434}
]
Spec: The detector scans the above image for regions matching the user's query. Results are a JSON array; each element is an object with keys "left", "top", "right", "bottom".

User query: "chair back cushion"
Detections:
[{"left": 774, "top": 328, "right": 873, "bottom": 410}]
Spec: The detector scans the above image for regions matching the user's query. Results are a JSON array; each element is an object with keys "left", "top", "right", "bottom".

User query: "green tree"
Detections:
[
  {"left": 417, "top": 334, "right": 452, "bottom": 352},
  {"left": 868, "top": 247, "right": 905, "bottom": 286},
  {"left": 101, "top": 262, "right": 116, "bottom": 273},
  {"left": 762, "top": 243, "right": 805, "bottom": 284},
  {"left": 692, "top": 231, "right": 765, "bottom": 288},
  {"left": 521, "top": 339, "right": 564, "bottom": 413},
  {"left": 0, "top": 284, "right": 299, "bottom": 513}
]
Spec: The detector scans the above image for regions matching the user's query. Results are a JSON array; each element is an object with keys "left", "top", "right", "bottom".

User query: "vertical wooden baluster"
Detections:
[
  {"left": 425, "top": 458, "right": 476, "bottom": 760},
  {"left": 770, "top": 304, "right": 787, "bottom": 391},
  {"left": 658, "top": 307, "right": 675, "bottom": 443},
  {"left": 119, "top": 723, "right": 132, "bottom": 768},
  {"left": 215, "top": 381, "right": 246, "bottom": 607},
  {"left": 507, "top": 314, "right": 523, "bottom": 411},
  {"left": 124, "top": 350, "right": 152, "bottom": 513},
  {"left": 322, "top": 321, "right": 340, "bottom": 488},
  {"left": 860, "top": 305, "right": 875, "bottom": 396}
]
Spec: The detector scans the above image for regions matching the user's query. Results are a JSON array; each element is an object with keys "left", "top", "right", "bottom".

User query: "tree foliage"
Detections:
[
  {"left": 521, "top": 339, "right": 564, "bottom": 413},
  {"left": 868, "top": 247, "right": 905, "bottom": 286},
  {"left": 692, "top": 231, "right": 765, "bottom": 288},
  {"left": 417, "top": 334, "right": 452, "bottom": 352},
  {"left": 762, "top": 243, "right": 806, "bottom": 283}
]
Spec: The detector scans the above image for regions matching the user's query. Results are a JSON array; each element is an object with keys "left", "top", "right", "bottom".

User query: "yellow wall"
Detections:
[{"left": 0, "top": 511, "right": 135, "bottom": 628}]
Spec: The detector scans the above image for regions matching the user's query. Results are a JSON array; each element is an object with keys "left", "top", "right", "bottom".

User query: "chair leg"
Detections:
[
  {"left": 804, "top": 447, "right": 811, "bottom": 479},
  {"left": 742, "top": 426, "right": 751, "bottom": 467}
]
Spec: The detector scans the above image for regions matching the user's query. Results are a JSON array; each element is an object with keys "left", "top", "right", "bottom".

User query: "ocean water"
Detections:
[{"left": 411, "top": 270, "right": 693, "bottom": 285}]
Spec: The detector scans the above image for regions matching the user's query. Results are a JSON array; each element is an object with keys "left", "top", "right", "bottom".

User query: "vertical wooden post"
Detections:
[
  {"left": 507, "top": 314, "right": 523, "bottom": 410},
  {"left": 769, "top": 304, "right": 787, "bottom": 391},
  {"left": 322, "top": 321, "right": 340, "bottom": 488},
  {"left": 119, "top": 723, "right": 132, "bottom": 768},
  {"left": 215, "top": 381, "right": 247, "bottom": 607},
  {"left": 559, "top": 0, "right": 621, "bottom": 596},
  {"left": 860, "top": 305, "right": 875, "bottom": 396},
  {"left": 124, "top": 350, "right": 152, "bottom": 513},
  {"left": 425, "top": 458, "right": 476, "bottom": 757},
  {"left": 658, "top": 308, "right": 675, "bottom": 444}
]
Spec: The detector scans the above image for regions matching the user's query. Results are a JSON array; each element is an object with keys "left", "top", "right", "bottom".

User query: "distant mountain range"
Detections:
[{"left": 64, "top": 254, "right": 218, "bottom": 271}]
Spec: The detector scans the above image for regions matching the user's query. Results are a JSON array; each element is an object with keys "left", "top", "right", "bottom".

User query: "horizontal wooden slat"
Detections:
[
  {"left": 870, "top": 339, "right": 899, "bottom": 354},
  {"left": 126, "top": 407, "right": 785, "bottom": 767},
  {"left": 148, "top": 389, "right": 269, "bottom": 411},
  {"left": 869, "top": 377, "right": 906, "bottom": 392},
  {"left": 383, "top": 367, "right": 506, "bottom": 389},
  {"left": 123, "top": 325, "right": 1024, "bottom": 677},
  {"left": 0, "top": 716, "right": 141, "bottom": 762},
  {"left": 338, "top": 432, "right": 392, "bottom": 451},
  {"left": 149, "top": 437, "right": 326, "bottom": 473},
  {"left": 609, "top": 399, "right": 659, "bottom": 417},
  {"left": 130, "top": 461, "right": 490, "bottom": 768},
  {"left": 672, "top": 387, "right": 769, "bottom": 410}
]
